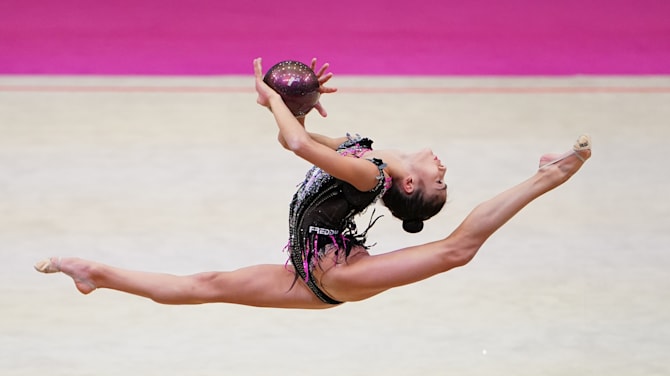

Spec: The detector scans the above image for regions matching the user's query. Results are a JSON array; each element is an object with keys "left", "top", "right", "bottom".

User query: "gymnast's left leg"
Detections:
[
  {"left": 34, "top": 258, "right": 332, "bottom": 309},
  {"left": 316, "top": 135, "right": 592, "bottom": 302}
]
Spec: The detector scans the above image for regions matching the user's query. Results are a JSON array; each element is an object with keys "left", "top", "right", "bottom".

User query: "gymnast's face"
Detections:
[{"left": 409, "top": 148, "right": 448, "bottom": 199}]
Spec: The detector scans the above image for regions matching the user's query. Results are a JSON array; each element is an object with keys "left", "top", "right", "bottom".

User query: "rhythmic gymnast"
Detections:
[{"left": 34, "top": 58, "right": 592, "bottom": 309}]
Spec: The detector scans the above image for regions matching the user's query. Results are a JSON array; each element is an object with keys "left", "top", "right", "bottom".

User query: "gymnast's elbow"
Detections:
[{"left": 287, "top": 136, "right": 319, "bottom": 159}]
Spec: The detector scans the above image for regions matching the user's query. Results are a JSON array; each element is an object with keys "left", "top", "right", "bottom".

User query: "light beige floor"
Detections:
[{"left": 1, "top": 75, "right": 669, "bottom": 376}]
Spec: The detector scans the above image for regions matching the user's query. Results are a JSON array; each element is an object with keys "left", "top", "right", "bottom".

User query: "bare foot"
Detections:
[
  {"left": 537, "top": 134, "right": 592, "bottom": 187},
  {"left": 34, "top": 257, "right": 98, "bottom": 294}
]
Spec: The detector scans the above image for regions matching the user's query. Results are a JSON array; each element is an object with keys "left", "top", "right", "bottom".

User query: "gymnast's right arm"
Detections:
[
  {"left": 255, "top": 58, "right": 379, "bottom": 191},
  {"left": 277, "top": 121, "right": 347, "bottom": 151}
]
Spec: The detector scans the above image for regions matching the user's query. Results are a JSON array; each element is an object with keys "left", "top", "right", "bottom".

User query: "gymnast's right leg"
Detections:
[{"left": 34, "top": 258, "right": 333, "bottom": 309}]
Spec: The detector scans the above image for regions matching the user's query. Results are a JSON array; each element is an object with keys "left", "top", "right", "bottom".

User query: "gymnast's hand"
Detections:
[
  {"left": 310, "top": 58, "right": 338, "bottom": 118},
  {"left": 253, "top": 58, "right": 281, "bottom": 110}
]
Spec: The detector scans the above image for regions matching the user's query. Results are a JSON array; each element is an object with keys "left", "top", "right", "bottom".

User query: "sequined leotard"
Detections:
[{"left": 287, "top": 135, "right": 391, "bottom": 304}]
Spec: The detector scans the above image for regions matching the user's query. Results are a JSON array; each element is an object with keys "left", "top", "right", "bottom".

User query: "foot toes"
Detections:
[
  {"left": 539, "top": 134, "right": 592, "bottom": 169},
  {"left": 573, "top": 134, "right": 591, "bottom": 151},
  {"left": 34, "top": 258, "right": 61, "bottom": 273}
]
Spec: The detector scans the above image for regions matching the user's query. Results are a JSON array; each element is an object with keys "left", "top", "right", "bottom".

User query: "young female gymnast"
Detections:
[{"left": 34, "top": 57, "right": 592, "bottom": 309}]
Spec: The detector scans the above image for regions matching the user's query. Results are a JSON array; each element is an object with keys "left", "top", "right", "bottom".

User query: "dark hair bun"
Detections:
[{"left": 402, "top": 219, "right": 424, "bottom": 233}]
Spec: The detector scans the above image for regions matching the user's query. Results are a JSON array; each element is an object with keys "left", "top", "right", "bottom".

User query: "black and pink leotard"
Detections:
[{"left": 286, "top": 134, "right": 391, "bottom": 304}]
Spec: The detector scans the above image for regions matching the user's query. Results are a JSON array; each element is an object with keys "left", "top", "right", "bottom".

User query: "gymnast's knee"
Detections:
[
  {"left": 437, "top": 240, "right": 480, "bottom": 271},
  {"left": 152, "top": 272, "right": 223, "bottom": 305}
]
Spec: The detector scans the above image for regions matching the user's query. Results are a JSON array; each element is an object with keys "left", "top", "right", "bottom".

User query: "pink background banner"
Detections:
[{"left": 1, "top": 0, "right": 668, "bottom": 75}]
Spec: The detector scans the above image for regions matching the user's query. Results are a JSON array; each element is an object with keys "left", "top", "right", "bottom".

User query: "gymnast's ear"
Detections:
[{"left": 401, "top": 176, "right": 415, "bottom": 194}]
